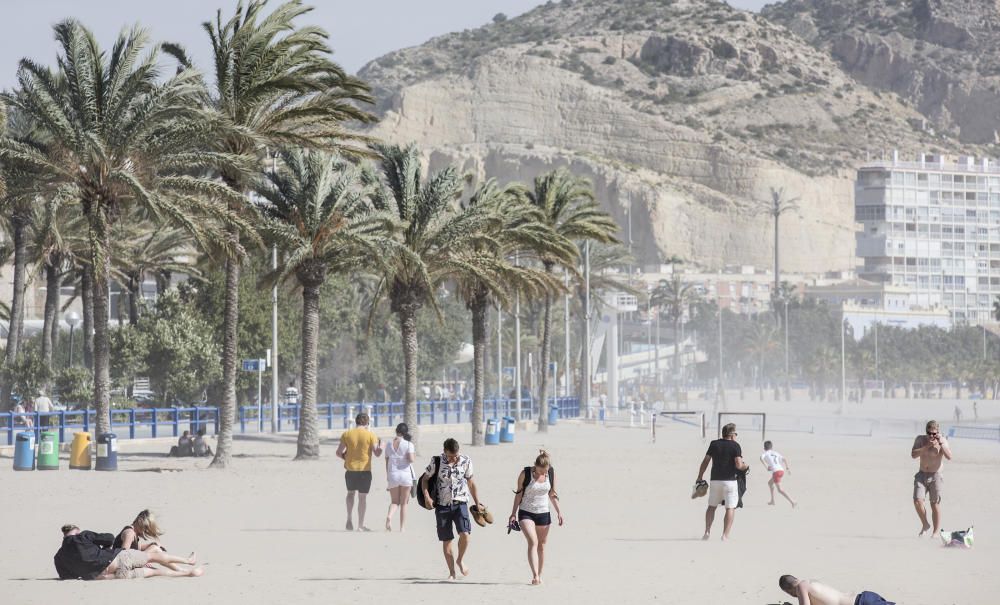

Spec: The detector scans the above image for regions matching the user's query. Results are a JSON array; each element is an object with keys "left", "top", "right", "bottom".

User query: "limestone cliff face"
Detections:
[
  {"left": 764, "top": 0, "right": 1000, "bottom": 144},
  {"left": 359, "top": 0, "right": 974, "bottom": 272}
]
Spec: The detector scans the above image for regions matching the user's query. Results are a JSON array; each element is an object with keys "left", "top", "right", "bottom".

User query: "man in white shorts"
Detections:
[
  {"left": 760, "top": 440, "right": 796, "bottom": 507},
  {"left": 695, "top": 423, "right": 747, "bottom": 540}
]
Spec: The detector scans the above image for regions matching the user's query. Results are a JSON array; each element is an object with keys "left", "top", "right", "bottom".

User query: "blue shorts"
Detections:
[
  {"left": 855, "top": 591, "right": 894, "bottom": 605},
  {"left": 435, "top": 502, "right": 471, "bottom": 541}
]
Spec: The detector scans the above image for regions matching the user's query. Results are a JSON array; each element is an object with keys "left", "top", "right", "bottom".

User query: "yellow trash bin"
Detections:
[{"left": 70, "top": 432, "right": 92, "bottom": 470}]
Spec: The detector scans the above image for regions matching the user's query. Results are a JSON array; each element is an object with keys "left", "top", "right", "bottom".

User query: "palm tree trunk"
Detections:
[
  {"left": 773, "top": 214, "right": 780, "bottom": 294},
  {"left": 398, "top": 301, "right": 419, "bottom": 442},
  {"left": 295, "top": 275, "right": 322, "bottom": 460},
  {"left": 470, "top": 293, "right": 488, "bottom": 446},
  {"left": 42, "top": 262, "right": 60, "bottom": 377},
  {"left": 87, "top": 211, "right": 113, "bottom": 435},
  {"left": 81, "top": 264, "right": 95, "bottom": 370},
  {"left": 1, "top": 217, "right": 28, "bottom": 410},
  {"left": 673, "top": 317, "right": 682, "bottom": 405},
  {"left": 537, "top": 275, "right": 553, "bottom": 432},
  {"left": 128, "top": 273, "right": 140, "bottom": 326},
  {"left": 211, "top": 250, "right": 240, "bottom": 468}
]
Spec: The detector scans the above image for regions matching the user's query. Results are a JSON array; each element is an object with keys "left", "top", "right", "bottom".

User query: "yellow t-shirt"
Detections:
[{"left": 341, "top": 427, "right": 378, "bottom": 471}]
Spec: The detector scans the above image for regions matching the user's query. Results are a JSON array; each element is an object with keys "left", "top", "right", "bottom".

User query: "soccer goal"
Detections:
[
  {"left": 652, "top": 411, "right": 706, "bottom": 443},
  {"left": 717, "top": 412, "right": 767, "bottom": 442}
]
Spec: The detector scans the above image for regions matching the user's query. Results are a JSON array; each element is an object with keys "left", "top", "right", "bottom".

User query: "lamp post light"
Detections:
[{"left": 66, "top": 311, "right": 81, "bottom": 367}]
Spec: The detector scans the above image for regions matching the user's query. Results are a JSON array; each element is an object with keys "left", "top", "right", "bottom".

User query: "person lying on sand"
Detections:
[
  {"left": 54, "top": 525, "right": 202, "bottom": 580},
  {"left": 778, "top": 574, "right": 895, "bottom": 605}
]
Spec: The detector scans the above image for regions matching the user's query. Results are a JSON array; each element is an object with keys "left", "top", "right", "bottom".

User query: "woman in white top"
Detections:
[
  {"left": 384, "top": 423, "right": 416, "bottom": 531},
  {"left": 508, "top": 450, "right": 564, "bottom": 585}
]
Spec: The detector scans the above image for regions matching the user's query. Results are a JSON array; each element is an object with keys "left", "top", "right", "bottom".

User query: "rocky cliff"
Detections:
[
  {"left": 763, "top": 0, "right": 1000, "bottom": 144},
  {"left": 358, "top": 0, "right": 979, "bottom": 272}
]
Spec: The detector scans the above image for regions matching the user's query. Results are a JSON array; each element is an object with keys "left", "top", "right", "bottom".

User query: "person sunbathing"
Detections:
[
  {"left": 54, "top": 524, "right": 202, "bottom": 580},
  {"left": 778, "top": 575, "right": 894, "bottom": 605}
]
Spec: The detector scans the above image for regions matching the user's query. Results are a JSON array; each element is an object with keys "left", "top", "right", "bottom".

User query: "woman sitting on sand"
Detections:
[
  {"left": 508, "top": 450, "right": 564, "bottom": 586},
  {"left": 384, "top": 423, "right": 416, "bottom": 531},
  {"left": 113, "top": 510, "right": 183, "bottom": 571}
]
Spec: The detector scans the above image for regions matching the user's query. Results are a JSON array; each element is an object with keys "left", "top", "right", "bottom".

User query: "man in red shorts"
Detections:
[{"left": 760, "top": 440, "right": 796, "bottom": 508}]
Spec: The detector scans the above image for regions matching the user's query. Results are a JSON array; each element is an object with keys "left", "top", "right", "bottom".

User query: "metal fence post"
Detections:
[{"left": 151, "top": 410, "right": 158, "bottom": 439}]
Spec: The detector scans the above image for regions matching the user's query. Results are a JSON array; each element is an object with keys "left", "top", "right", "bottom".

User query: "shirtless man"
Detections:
[
  {"left": 778, "top": 575, "right": 895, "bottom": 605},
  {"left": 911, "top": 419, "right": 952, "bottom": 536}
]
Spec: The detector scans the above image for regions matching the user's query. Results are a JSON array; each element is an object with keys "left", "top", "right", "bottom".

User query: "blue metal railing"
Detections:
[
  {"left": 3, "top": 397, "right": 580, "bottom": 445},
  {"left": 947, "top": 425, "right": 1000, "bottom": 441}
]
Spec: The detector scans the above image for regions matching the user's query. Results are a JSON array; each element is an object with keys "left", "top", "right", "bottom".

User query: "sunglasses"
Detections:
[{"left": 927, "top": 432, "right": 939, "bottom": 436}]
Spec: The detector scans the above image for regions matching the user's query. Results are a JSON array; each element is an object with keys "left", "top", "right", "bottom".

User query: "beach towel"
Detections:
[{"left": 940, "top": 526, "right": 974, "bottom": 549}]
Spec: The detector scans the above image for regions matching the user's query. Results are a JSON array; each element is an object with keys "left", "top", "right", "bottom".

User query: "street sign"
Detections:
[{"left": 242, "top": 359, "right": 264, "bottom": 372}]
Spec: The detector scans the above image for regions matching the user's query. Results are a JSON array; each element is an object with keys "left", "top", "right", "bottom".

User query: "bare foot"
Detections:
[
  {"left": 791, "top": 502, "right": 798, "bottom": 509},
  {"left": 702, "top": 532, "right": 710, "bottom": 541},
  {"left": 531, "top": 577, "right": 540, "bottom": 585},
  {"left": 457, "top": 561, "right": 470, "bottom": 577},
  {"left": 358, "top": 526, "right": 372, "bottom": 532},
  {"left": 918, "top": 522, "right": 931, "bottom": 537},
  {"left": 346, "top": 520, "right": 353, "bottom": 531},
  {"left": 721, "top": 535, "right": 729, "bottom": 542},
  {"left": 768, "top": 501, "right": 775, "bottom": 506},
  {"left": 446, "top": 574, "right": 456, "bottom": 581},
  {"left": 385, "top": 519, "right": 392, "bottom": 532},
  {"left": 186, "top": 552, "right": 197, "bottom": 565},
  {"left": 189, "top": 567, "right": 204, "bottom": 577}
]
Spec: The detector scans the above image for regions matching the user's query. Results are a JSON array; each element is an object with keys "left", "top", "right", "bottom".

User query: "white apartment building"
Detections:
[{"left": 855, "top": 153, "right": 1000, "bottom": 323}]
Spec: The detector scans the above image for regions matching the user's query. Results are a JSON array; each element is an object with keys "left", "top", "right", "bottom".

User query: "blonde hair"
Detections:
[
  {"left": 534, "top": 450, "right": 551, "bottom": 469},
  {"left": 132, "top": 510, "right": 162, "bottom": 540}
]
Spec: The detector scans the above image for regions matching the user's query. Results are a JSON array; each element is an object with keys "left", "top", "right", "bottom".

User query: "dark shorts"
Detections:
[
  {"left": 434, "top": 502, "right": 472, "bottom": 541},
  {"left": 517, "top": 509, "right": 552, "bottom": 526},
  {"left": 855, "top": 591, "right": 895, "bottom": 605},
  {"left": 345, "top": 471, "right": 373, "bottom": 494}
]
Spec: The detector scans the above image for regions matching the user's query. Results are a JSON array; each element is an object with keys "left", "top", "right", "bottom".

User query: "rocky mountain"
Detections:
[
  {"left": 358, "top": 0, "right": 980, "bottom": 272},
  {"left": 763, "top": 0, "right": 1000, "bottom": 144}
]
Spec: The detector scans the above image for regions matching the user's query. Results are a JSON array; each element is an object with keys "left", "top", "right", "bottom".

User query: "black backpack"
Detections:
[
  {"left": 417, "top": 456, "right": 441, "bottom": 509},
  {"left": 517, "top": 465, "right": 557, "bottom": 500}
]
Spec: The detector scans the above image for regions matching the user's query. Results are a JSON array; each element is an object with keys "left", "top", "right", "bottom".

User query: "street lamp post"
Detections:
[
  {"left": 270, "top": 150, "right": 279, "bottom": 434},
  {"left": 582, "top": 242, "right": 591, "bottom": 415},
  {"left": 840, "top": 314, "right": 848, "bottom": 413},
  {"left": 66, "top": 311, "right": 81, "bottom": 367},
  {"left": 784, "top": 299, "right": 790, "bottom": 401}
]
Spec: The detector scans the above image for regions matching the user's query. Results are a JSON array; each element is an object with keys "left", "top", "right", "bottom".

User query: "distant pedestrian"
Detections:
[
  {"left": 420, "top": 438, "right": 483, "bottom": 580},
  {"left": 35, "top": 390, "right": 54, "bottom": 426},
  {"left": 336, "top": 413, "right": 383, "bottom": 531},
  {"left": 696, "top": 423, "right": 748, "bottom": 540},
  {"left": 973, "top": 401, "right": 978, "bottom": 421},
  {"left": 284, "top": 380, "right": 299, "bottom": 405},
  {"left": 953, "top": 405, "right": 962, "bottom": 423},
  {"left": 760, "top": 441, "right": 796, "bottom": 508},
  {"left": 384, "top": 423, "right": 416, "bottom": 532},
  {"left": 14, "top": 401, "right": 33, "bottom": 429}
]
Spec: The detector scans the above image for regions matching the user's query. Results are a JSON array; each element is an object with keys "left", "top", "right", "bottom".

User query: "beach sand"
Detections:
[{"left": 2, "top": 398, "right": 998, "bottom": 605}]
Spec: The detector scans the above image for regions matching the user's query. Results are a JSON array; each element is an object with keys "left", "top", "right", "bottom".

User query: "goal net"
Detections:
[
  {"left": 717, "top": 412, "right": 767, "bottom": 443},
  {"left": 652, "top": 411, "right": 706, "bottom": 443}
]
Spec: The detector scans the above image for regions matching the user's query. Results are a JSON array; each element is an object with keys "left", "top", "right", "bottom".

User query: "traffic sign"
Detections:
[{"left": 242, "top": 359, "right": 264, "bottom": 372}]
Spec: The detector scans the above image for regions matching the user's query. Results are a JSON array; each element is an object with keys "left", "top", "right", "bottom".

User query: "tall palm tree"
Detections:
[
  {"left": 650, "top": 274, "right": 700, "bottom": 403},
  {"left": 455, "top": 181, "right": 573, "bottom": 445},
  {"left": 756, "top": 187, "right": 800, "bottom": 295},
  {"left": 746, "top": 319, "right": 779, "bottom": 401},
  {"left": 0, "top": 21, "right": 248, "bottom": 435},
  {"left": 192, "top": 0, "right": 375, "bottom": 468},
  {"left": 255, "top": 149, "right": 393, "bottom": 459},
  {"left": 525, "top": 170, "right": 616, "bottom": 431},
  {"left": 365, "top": 143, "right": 498, "bottom": 443}
]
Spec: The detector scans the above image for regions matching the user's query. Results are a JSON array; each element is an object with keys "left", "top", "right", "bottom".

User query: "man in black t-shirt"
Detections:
[{"left": 696, "top": 423, "right": 747, "bottom": 541}]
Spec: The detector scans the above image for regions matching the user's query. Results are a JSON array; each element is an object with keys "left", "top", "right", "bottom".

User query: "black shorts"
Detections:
[
  {"left": 517, "top": 509, "right": 552, "bottom": 526},
  {"left": 435, "top": 502, "right": 472, "bottom": 541},
  {"left": 345, "top": 471, "right": 373, "bottom": 494}
]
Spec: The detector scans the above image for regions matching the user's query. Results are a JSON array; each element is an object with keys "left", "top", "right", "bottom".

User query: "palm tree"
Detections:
[
  {"left": 0, "top": 21, "right": 248, "bottom": 435},
  {"left": 255, "top": 149, "right": 393, "bottom": 459},
  {"left": 193, "top": 0, "right": 375, "bottom": 468},
  {"left": 746, "top": 319, "right": 779, "bottom": 401},
  {"left": 650, "top": 274, "right": 700, "bottom": 403},
  {"left": 113, "top": 224, "right": 200, "bottom": 325},
  {"left": 455, "top": 181, "right": 572, "bottom": 445},
  {"left": 365, "top": 143, "right": 498, "bottom": 443},
  {"left": 756, "top": 187, "right": 800, "bottom": 295},
  {"left": 525, "top": 170, "right": 616, "bottom": 431}
]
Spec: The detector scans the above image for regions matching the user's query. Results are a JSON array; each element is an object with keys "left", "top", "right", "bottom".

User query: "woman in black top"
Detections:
[{"left": 114, "top": 510, "right": 182, "bottom": 570}]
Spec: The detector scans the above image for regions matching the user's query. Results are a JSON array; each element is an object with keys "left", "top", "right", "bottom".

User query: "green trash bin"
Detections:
[{"left": 37, "top": 430, "right": 60, "bottom": 470}]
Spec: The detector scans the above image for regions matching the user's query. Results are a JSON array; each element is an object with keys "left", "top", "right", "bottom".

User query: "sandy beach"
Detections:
[{"left": 2, "top": 398, "right": 998, "bottom": 605}]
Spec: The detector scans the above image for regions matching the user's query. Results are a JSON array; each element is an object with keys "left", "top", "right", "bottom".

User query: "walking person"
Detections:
[
  {"left": 911, "top": 420, "right": 952, "bottom": 536},
  {"left": 34, "top": 389, "right": 54, "bottom": 425},
  {"left": 508, "top": 450, "right": 564, "bottom": 585},
  {"left": 336, "top": 412, "right": 383, "bottom": 531},
  {"left": 420, "top": 438, "right": 483, "bottom": 580},
  {"left": 760, "top": 441, "right": 796, "bottom": 508},
  {"left": 384, "top": 423, "right": 415, "bottom": 532},
  {"left": 695, "top": 422, "right": 747, "bottom": 540}
]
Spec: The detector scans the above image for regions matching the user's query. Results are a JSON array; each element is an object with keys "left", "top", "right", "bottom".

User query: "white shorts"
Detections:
[{"left": 708, "top": 480, "right": 738, "bottom": 509}]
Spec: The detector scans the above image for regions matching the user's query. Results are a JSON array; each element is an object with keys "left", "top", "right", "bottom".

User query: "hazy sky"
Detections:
[{"left": 0, "top": 1, "right": 769, "bottom": 88}]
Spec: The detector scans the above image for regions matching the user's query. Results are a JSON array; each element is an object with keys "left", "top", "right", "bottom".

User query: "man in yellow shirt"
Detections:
[{"left": 336, "top": 413, "right": 383, "bottom": 531}]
